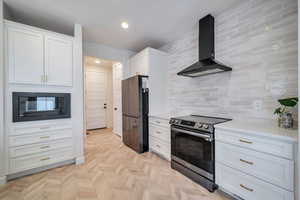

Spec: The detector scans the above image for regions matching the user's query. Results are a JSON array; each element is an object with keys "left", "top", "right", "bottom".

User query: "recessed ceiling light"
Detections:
[
  {"left": 121, "top": 22, "right": 129, "bottom": 29},
  {"left": 95, "top": 59, "right": 101, "bottom": 64}
]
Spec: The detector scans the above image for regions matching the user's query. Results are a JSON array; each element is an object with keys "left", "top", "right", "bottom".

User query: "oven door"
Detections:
[{"left": 171, "top": 125, "right": 214, "bottom": 180}]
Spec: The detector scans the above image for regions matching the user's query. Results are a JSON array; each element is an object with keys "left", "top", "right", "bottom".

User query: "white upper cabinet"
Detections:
[
  {"left": 5, "top": 21, "right": 74, "bottom": 87},
  {"left": 7, "top": 27, "right": 44, "bottom": 84},
  {"left": 129, "top": 50, "right": 149, "bottom": 76},
  {"left": 45, "top": 36, "right": 73, "bottom": 86}
]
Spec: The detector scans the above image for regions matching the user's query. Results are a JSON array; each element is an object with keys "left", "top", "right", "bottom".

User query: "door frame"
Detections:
[
  {"left": 83, "top": 57, "right": 123, "bottom": 138},
  {"left": 112, "top": 62, "right": 123, "bottom": 137}
]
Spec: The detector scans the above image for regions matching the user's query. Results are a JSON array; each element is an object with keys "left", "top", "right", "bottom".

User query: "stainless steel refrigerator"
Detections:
[{"left": 122, "top": 75, "right": 149, "bottom": 153}]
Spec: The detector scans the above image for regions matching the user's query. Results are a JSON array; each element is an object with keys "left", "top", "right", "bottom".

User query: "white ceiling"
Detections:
[
  {"left": 84, "top": 56, "right": 117, "bottom": 68},
  {"left": 4, "top": 0, "right": 242, "bottom": 52}
]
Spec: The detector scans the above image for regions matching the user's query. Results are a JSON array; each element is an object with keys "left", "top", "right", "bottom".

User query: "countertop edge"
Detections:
[{"left": 215, "top": 124, "right": 298, "bottom": 143}]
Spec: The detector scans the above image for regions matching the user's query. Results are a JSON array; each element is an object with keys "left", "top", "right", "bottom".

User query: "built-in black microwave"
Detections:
[{"left": 13, "top": 92, "right": 71, "bottom": 122}]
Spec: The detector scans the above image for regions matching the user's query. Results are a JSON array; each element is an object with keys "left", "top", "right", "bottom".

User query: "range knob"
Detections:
[
  {"left": 203, "top": 124, "right": 209, "bottom": 129},
  {"left": 198, "top": 123, "right": 203, "bottom": 128}
]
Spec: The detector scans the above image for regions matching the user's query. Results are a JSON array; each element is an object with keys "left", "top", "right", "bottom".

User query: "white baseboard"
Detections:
[
  {"left": 0, "top": 176, "right": 7, "bottom": 185},
  {"left": 75, "top": 156, "right": 85, "bottom": 165},
  {"left": 7, "top": 159, "right": 75, "bottom": 181}
]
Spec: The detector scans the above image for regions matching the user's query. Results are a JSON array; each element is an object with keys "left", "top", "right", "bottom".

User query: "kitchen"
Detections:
[{"left": 0, "top": 0, "right": 299, "bottom": 200}]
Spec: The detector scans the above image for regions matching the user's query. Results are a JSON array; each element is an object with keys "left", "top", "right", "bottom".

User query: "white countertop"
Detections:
[
  {"left": 215, "top": 119, "right": 298, "bottom": 143},
  {"left": 149, "top": 113, "right": 171, "bottom": 120}
]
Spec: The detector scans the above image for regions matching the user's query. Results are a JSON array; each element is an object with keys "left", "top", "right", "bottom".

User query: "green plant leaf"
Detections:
[
  {"left": 274, "top": 107, "right": 282, "bottom": 115},
  {"left": 278, "top": 97, "right": 298, "bottom": 107}
]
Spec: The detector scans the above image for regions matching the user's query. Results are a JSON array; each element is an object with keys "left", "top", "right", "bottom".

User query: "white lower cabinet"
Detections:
[
  {"left": 9, "top": 138, "right": 73, "bottom": 158},
  {"left": 216, "top": 164, "right": 293, "bottom": 200},
  {"left": 9, "top": 129, "right": 72, "bottom": 147},
  {"left": 9, "top": 148, "right": 74, "bottom": 174},
  {"left": 149, "top": 136, "right": 170, "bottom": 160},
  {"left": 7, "top": 120, "right": 75, "bottom": 175},
  {"left": 149, "top": 116, "right": 170, "bottom": 160},
  {"left": 215, "top": 128, "right": 295, "bottom": 200},
  {"left": 216, "top": 141, "right": 294, "bottom": 191}
]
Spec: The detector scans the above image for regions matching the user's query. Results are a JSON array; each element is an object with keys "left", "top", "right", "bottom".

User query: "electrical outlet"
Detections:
[{"left": 253, "top": 100, "right": 263, "bottom": 111}]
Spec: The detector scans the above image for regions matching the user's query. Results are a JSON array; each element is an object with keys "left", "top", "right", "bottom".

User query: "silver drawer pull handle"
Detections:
[
  {"left": 156, "top": 144, "right": 161, "bottom": 148},
  {"left": 156, "top": 121, "right": 161, "bottom": 124},
  {"left": 40, "top": 146, "right": 50, "bottom": 149},
  {"left": 40, "top": 136, "right": 50, "bottom": 139},
  {"left": 40, "top": 127, "right": 50, "bottom": 130},
  {"left": 240, "top": 159, "right": 254, "bottom": 165},
  {"left": 239, "top": 139, "right": 253, "bottom": 144},
  {"left": 240, "top": 184, "right": 254, "bottom": 192},
  {"left": 40, "top": 157, "right": 50, "bottom": 161},
  {"left": 156, "top": 131, "right": 161, "bottom": 134}
]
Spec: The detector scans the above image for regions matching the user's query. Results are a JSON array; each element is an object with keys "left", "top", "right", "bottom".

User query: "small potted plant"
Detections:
[{"left": 274, "top": 97, "right": 298, "bottom": 129}]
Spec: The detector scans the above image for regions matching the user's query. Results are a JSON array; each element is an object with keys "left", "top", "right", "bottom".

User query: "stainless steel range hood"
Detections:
[{"left": 177, "top": 15, "right": 232, "bottom": 78}]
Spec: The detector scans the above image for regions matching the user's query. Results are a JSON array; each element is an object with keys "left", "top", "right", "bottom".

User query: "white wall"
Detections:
[
  {"left": 160, "top": 0, "right": 298, "bottom": 121},
  {"left": 0, "top": 0, "right": 5, "bottom": 182},
  {"left": 73, "top": 24, "right": 85, "bottom": 164},
  {"left": 83, "top": 42, "right": 135, "bottom": 80}
]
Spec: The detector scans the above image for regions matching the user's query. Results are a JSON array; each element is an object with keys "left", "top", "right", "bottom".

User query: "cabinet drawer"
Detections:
[
  {"left": 9, "top": 138, "right": 73, "bottom": 158},
  {"left": 10, "top": 120, "right": 72, "bottom": 136},
  {"left": 216, "top": 164, "right": 293, "bottom": 200},
  {"left": 149, "top": 117, "right": 169, "bottom": 128},
  {"left": 215, "top": 129, "right": 294, "bottom": 160},
  {"left": 216, "top": 141, "right": 294, "bottom": 191},
  {"left": 9, "top": 148, "right": 74, "bottom": 174},
  {"left": 149, "top": 136, "right": 170, "bottom": 160},
  {"left": 9, "top": 129, "right": 72, "bottom": 147},
  {"left": 149, "top": 125, "right": 170, "bottom": 143}
]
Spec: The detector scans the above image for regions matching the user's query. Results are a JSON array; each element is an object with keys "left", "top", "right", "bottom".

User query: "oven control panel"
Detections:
[{"left": 170, "top": 119, "right": 213, "bottom": 133}]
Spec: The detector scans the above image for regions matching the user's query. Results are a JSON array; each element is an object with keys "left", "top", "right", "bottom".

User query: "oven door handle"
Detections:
[{"left": 171, "top": 127, "right": 213, "bottom": 142}]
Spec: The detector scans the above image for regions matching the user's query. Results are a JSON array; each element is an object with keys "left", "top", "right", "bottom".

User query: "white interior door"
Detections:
[
  {"left": 85, "top": 70, "right": 107, "bottom": 130},
  {"left": 113, "top": 63, "right": 123, "bottom": 136}
]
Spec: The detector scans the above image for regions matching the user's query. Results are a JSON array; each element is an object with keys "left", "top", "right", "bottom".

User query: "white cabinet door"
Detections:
[
  {"left": 45, "top": 36, "right": 73, "bottom": 86},
  {"left": 7, "top": 27, "right": 44, "bottom": 84},
  {"left": 129, "top": 49, "right": 148, "bottom": 76},
  {"left": 112, "top": 63, "right": 123, "bottom": 136}
]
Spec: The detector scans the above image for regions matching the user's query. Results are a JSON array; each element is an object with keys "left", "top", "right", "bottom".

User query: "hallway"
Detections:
[{"left": 0, "top": 129, "right": 229, "bottom": 200}]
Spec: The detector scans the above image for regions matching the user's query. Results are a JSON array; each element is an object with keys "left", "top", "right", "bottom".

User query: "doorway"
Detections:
[{"left": 84, "top": 56, "right": 123, "bottom": 137}]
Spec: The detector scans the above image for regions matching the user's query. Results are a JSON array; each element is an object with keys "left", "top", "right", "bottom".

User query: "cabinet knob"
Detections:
[{"left": 114, "top": 107, "right": 118, "bottom": 111}]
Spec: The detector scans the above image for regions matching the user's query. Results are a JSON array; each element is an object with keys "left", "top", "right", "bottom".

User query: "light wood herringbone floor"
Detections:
[{"left": 0, "top": 129, "right": 230, "bottom": 200}]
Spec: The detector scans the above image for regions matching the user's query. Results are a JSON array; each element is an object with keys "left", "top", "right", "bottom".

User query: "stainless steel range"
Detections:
[{"left": 170, "top": 115, "right": 231, "bottom": 192}]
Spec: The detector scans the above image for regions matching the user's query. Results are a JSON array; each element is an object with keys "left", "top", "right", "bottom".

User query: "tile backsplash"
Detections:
[{"left": 159, "top": 0, "right": 298, "bottom": 120}]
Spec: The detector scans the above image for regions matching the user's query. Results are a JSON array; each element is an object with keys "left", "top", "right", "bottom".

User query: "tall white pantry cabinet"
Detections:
[
  {"left": 1, "top": 20, "right": 84, "bottom": 183},
  {"left": 129, "top": 48, "right": 171, "bottom": 160}
]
